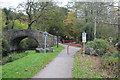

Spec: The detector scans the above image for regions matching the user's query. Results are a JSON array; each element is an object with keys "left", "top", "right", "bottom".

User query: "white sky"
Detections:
[
  {"left": 0, "top": 0, "right": 70, "bottom": 9},
  {"left": 0, "top": 0, "right": 118, "bottom": 9},
  {"left": 0, "top": 0, "right": 26, "bottom": 8}
]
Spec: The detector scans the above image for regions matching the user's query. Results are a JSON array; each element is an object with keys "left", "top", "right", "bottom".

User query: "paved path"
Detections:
[{"left": 32, "top": 44, "right": 80, "bottom": 78}]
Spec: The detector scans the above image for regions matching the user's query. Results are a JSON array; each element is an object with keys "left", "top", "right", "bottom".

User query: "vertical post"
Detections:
[
  {"left": 82, "top": 32, "right": 86, "bottom": 56},
  {"left": 57, "top": 35, "right": 59, "bottom": 48},
  {"left": 118, "top": 3, "right": 120, "bottom": 44},
  {"left": 43, "top": 31, "right": 48, "bottom": 56},
  {"left": 55, "top": 27, "right": 59, "bottom": 48},
  {"left": 38, "top": 31, "right": 41, "bottom": 48},
  {"left": 109, "top": 37, "right": 113, "bottom": 45},
  {"left": 82, "top": 42, "right": 85, "bottom": 56},
  {"left": 94, "top": 17, "right": 96, "bottom": 40},
  {"left": 44, "top": 35, "right": 46, "bottom": 55}
]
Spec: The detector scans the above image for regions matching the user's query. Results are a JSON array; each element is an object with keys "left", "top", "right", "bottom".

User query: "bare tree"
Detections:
[{"left": 18, "top": 0, "right": 49, "bottom": 29}]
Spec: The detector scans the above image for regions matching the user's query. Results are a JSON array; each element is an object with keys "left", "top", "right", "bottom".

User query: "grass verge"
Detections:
[
  {"left": 1, "top": 45, "right": 64, "bottom": 79},
  {"left": 73, "top": 52, "right": 117, "bottom": 78},
  {"left": 2, "top": 51, "right": 30, "bottom": 65}
]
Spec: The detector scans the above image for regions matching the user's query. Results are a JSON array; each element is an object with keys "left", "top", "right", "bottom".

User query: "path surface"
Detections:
[{"left": 32, "top": 44, "right": 80, "bottom": 78}]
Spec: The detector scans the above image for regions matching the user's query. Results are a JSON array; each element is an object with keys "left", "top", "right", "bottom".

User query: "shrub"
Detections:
[
  {"left": 19, "top": 38, "right": 38, "bottom": 50},
  {"left": 86, "top": 39, "right": 110, "bottom": 56},
  {"left": 2, "top": 36, "right": 10, "bottom": 56},
  {"left": 14, "top": 20, "right": 27, "bottom": 29},
  {"left": 102, "top": 53, "right": 119, "bottom": 77}
]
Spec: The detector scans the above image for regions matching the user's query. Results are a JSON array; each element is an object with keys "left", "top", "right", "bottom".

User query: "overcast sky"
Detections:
[
  {"left": 0, "top": 0, "right": 118, "bottom": 9},
  {"left": 0, "top": 0, "right": 70, "bottom": 9},
  {"left": 0, "top": 0, "right": 25, "bottom": 8}
]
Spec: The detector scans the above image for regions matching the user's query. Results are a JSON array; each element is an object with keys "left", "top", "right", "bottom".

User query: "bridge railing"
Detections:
[{"left": 67, "top": 43, "right": 83, "bottom": 54}]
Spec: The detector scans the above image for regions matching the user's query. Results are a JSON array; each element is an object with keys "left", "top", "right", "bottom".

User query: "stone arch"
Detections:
[
  {"left": 3, "top": 29, "right": 57, "bottom": 51},
  {"left": 10, "top": 36, "right": 39, "bottom": 51}
]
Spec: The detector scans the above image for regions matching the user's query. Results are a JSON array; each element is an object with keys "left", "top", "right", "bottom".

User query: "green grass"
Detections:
[
  {"left": 2, "top": 51, "right": 30, "bottom": 65},
  {"left": 73, "top": 53, "right": 115, "bottom": 78},
  {"left": 1, "top": 45, "right": 64, "bottom": 79},
  {"left": 0, "top": 66, "right": 2, "bottom": 80}
]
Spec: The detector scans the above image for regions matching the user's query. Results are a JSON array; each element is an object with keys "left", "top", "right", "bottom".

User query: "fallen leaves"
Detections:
[{"left": 73, "top": 52, "right": 117, "bottom": 78}]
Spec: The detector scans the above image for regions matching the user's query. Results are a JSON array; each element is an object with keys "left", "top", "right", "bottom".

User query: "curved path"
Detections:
[{"left": 32, "top": 44, "right": 80, "bottom": 78}]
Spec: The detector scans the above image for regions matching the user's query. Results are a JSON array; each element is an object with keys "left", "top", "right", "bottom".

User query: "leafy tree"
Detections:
[
  {"left": 2, "top": 8, "right": 18, "bottom": 29},
  {"left": 71, "top": 2, "right": 118, "bottom": 42},
  {"left": 33, "top": 5, "right": 68, "bottom": 36},
  {"left": 2, "top": 8, "right": 10, "bottom": 30},
  {"left": 2, "top": 36, "right": 10, "bottom": 56}
]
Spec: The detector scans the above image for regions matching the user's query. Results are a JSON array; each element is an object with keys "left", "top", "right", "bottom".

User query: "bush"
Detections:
[
  {"left": 14, "top": 20, "right": 27, "bottom": 29},
  {"left": 2, "top": 36, "right": 10, "bottom": 56},
  {"left": 102, "top": 53, "right": 119, "bottom": 77},
  {"left": 86, "top": 39, "right": 110, "bottom": 56},
  {"left": 19, "top": 38, "right": 38, "bottom": 50}
]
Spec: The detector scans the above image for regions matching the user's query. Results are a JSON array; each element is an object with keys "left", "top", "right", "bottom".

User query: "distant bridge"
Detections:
[{"left": 3, "top": 29, "right": 57, "bottom": 51}]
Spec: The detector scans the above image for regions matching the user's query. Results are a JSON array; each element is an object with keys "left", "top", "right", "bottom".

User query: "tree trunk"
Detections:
[
  {"left": 11, "top": 20, "right": 14, "bottom": 29},
  {"left": 28, "top": 23, "right": 32, "bottom": 29}
]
